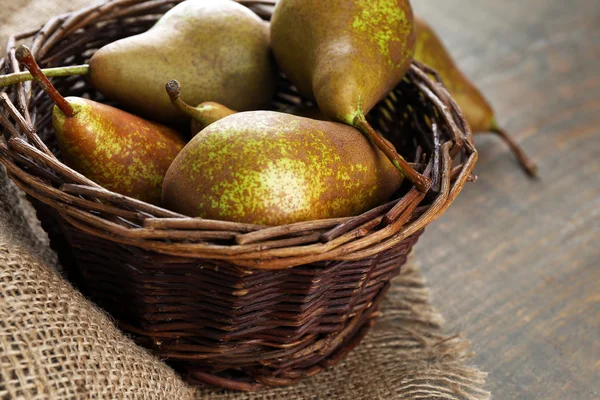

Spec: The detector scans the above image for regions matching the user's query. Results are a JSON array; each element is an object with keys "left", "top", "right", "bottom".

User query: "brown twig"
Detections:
[
  {"left": 489, "top": 123, "right": 538, "bottom": 177},
  {"left": 354, "top": 114, "right": 432, "bottom": 192},
  {"left": 15, "top": 45, "right": 75, "bottom": 117}
]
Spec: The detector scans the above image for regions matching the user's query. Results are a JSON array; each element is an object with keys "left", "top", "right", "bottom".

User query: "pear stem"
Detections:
[
  {"left": 354, "top": 114, "right": 432, "bottom": 192},
  {"left": 0, "top": 64, "right": 89, "bottom": 88},
  {"left": 15, "top": 45, "right": 75, "bottom": 118},
  {"left": 489, "top": 124, "right": 538, "bottom": 177},
  {"left": 165, "top": 79, "right": 204, "bottom": 121}
]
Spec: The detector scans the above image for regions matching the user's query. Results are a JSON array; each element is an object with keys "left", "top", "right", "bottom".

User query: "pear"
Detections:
[
  {"left": 166, "top": 80, "right": 237, "bottom": 135},
  {"left": 89, "top": 0, "right": 276, "bottom": 124},
  {"left": 414, "top": 16, "right": 537, "bottom": 176},
  {"left": 166, "top": 79, "right": 325, "bottom": 134},
  {"left": 16, "top": 46, "right": 185, "bottom": 205},
  {"left": 270, "top": 0, "right": 431, "bottom": 192},
  {"left": 162, "top": 111, "right": 403, "bottom": 225}
]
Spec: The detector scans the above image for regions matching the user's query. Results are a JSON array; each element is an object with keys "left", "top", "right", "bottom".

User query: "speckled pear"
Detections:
[
  {"left": 162, "top": 111, "right": 403, "bottom": 225},
  {"left": 271, "top": 0, "right": 431, "bottom": 192},
  {"left": 52, "top": 99, "right": 186, "bottom": 205},
  {"left": 89, "top": 0, "right": 276, "bottom": 124},
  {"left": 414, "top": 16, "right": 537, "bottom": 176},
  {"left": 16, "top": 46, "right": 185, "bottom": 205}
]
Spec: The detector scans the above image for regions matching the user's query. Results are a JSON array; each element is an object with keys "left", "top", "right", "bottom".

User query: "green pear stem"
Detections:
[
  {"left": 489, "top": 121, "right": 538, "bottom": 177},
  {"left": 0, "top": 64, "right": 89, "bottom": 88},
  {"left": 354, "top": 114, "right": 432, "bottom": 192},
  {"left": 165, "top": 79, "right": 204, "bottom": 120},
  {"left": 15, "top": 45, "right": 75, "bottom": 118}
]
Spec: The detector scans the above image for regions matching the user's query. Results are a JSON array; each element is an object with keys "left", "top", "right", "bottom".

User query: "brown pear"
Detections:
[
  {"left": 162, "top": 111, "right": 403, "bottom": 225},
  {"left": 414, "top": 16, "right": 537, "bottom": 176},
  {"left": 16, "top": 46, "right": 185, "bottom": 205},
  {"left": 271, "top": 0, "right": 431, "bottom": 192}
]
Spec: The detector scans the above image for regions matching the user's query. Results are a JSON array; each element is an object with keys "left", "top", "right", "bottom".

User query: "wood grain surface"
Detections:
[
  {"left": 413, "top": 1, "right": 600, "bottom": 399},
  {"left": 1, "top": 0, "right": 598, "bottom": 398}
]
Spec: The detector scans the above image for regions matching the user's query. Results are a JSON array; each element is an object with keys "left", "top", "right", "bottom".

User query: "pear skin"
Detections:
[
  {"left": 271, "top": 0, "right": 431, "bottom": 192},
  {"left": 414, "top": 16, "right": 537, "bottom": 176},
  {"left": 89, "top": 0, "right": 276, "bottom": 124},
  {"left": 271, "top": 0, "right": 415, "bottom": 123},
  {"left": 187, "top": 102, "right": 237, "bottom": 135},
  {"left": 15, "top": 45, "right": 185, "bottom": 205},
  {"left": 414, "top": 17, "right": 491, "bottom": 133},
  {"left": 53, "top": 98, "right": 185, "bottom": 205},
  {"left": 162, "top": 111, "right": 403, "bottom": 225}
]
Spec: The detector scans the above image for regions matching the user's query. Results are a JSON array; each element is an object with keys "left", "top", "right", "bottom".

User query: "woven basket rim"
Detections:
[{"left": 0, "top": 0, "right": 477, "bottom": 270}]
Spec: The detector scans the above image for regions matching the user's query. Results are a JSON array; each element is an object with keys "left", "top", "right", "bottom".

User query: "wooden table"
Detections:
[{"left": 413, "top": 0, "right": 599, "bottom": 398}]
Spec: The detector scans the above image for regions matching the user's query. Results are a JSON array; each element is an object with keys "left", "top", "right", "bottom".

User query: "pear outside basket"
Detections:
[{"left": 0, "top": 0, "right": 477, "bottom": 391}]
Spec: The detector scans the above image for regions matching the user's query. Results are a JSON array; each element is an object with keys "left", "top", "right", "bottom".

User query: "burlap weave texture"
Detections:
[{"left": 0, "top": 166, "right": 490, "bottom": 399}]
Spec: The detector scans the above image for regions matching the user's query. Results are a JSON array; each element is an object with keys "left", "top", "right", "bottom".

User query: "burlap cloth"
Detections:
[{"left": 0, "top": 1, "right": 490, "bottom": 398}]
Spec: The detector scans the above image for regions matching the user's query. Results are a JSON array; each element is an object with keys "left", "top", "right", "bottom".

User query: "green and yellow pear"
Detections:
[
  {"left": 16, "top": 46, "right": 185, "bottom": 205},
  {"left": 89, "top": 0, "right": 276, "bottom": 124},
  {"left": 414, "top": 16, "right": 537, "bottom": 176},
  {"left": 271, "top": 0, "right": 430, "bottom": 192},
  {"left": 162, "top": 111, "right": 404, "bottom": 225}
]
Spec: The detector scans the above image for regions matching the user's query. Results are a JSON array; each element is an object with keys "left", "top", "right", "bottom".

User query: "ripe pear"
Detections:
[
  {"left": 162, "top": 111, "right": 403, "bottom": 225},
  {"left": 414, "top": 16, "right": 537, "bottom": 176},
  {"left": 16, "top": 46, "right": 185, "bottom": 205},
  {"left": 89, "top": 0, "right": 276, "bottom": 124},
  {"left": 271, "top": 0, "right": 430, "bottom": 192}
]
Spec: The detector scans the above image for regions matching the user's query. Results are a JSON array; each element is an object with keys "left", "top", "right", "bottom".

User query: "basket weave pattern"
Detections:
[{"left": 0, "top": 0, "right": 477, "bottom": 391}]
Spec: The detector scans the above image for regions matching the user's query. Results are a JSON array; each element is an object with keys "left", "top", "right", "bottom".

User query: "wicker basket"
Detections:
[{"left": 0, "top": 0, "right": 476, "bottom": 391}]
